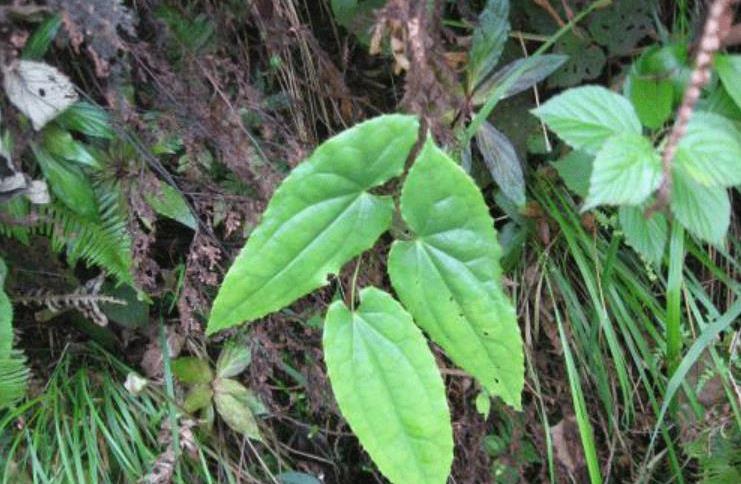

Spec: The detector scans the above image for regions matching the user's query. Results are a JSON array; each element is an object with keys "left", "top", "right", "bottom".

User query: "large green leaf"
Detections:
[
  {"left": 323, "top": 287, "right": 453, "bottom": 484},
  {"left": 674, "top": 112, "right": 741, "bottom": 188},
  {"left": 468, "top": 0, "right": 510, "bottom": 89},
  {"left": 388, "top": 140, "right": 523, "bottom": 407},
  {"left": 584, "top": 132, "right": 661, "bottom": 210},
  {"left": 31, "top": 144, "right": 98, "bottom": 220},
  {"left": 619, "top": 205, "right": 667, "bottom": 265},
  {"left": 715, "top": 54, "right": 741, "bottom": 109},
  {"left": 207, "top": 115, "right": 419, "bottom": 334},
  {"left": 670, "top": 167, "right": 730, "bottom": 246},
  {"left": 532, "top": 86, "right": 641, "bottom": 154}
]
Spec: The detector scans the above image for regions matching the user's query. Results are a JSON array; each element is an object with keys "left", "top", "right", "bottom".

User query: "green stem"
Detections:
[{"left": 459, "top": 0, "right": 610, "bottom": 148}]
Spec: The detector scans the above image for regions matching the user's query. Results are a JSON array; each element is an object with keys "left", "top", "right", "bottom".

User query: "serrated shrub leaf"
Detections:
[
  {"left": 323, "top": 287, "right": 453, "bottom": 484},
  {"left": 670, "top": 167, "right": 730, "bottom": 245},
  {"left": 619, "top": 205, "right": 667, "bottom": 265},
  {"left": 532, "top": 85, "right": 641, "bottom": 154},
  {"left": 674, "top": 112, "right": 741, "bottom": 187},
  {"left": 475, "top": 121, "right": 526, "bottom": 206},
  {"left": 584, "top": 132, "right": 660, "bottom": 210},
  {"left": 715, "top": 54, "right": 741, "bottom": 109},
  {"left": 551, "top": 150, "right": 593, "bottom": 198},
  {"left": 468, "top": 0, "right": 510, "bottom": 89},
  {"left": 388, "top": 140, "right": 523, "bottom": 407},
  {"left": 207, "top": 115, "right": 419, "bottom": 334}
]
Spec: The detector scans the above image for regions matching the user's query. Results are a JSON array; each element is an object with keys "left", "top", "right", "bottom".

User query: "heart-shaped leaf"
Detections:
[
  {"left": 323, "top": 287, "right": 453, "bottom": 484},
  {"left": 388, "top": 139, "right": 523, "bottom": 407},
  {"left": 207, "top": 114, "right": 419, "bottom": 334}
]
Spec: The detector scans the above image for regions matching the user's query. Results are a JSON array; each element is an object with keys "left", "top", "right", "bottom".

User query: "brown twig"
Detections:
[{"left": 647, "top": 0, "right": 738, "bottom": 216}]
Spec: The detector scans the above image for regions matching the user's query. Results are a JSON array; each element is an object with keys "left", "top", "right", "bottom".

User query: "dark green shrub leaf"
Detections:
[
  {"left": 551, "top": 150, "right": 593, "bottom": 198},
  {"left": 670, "top": 167, "right": 730, "bottom": 245},
  {"left": 388, "top": 140, "right": 523, "bottom": 407},
  {"left": 172, "top": 357, "right": 213, "bottom": 384},
  {"left": 587, "top": 0, "right": 652, "bottom": 56},
  {"left": 323, "top": 287, "right": 453, "bottom": 484},
  {"left": 715, "top": 54, "right": 741, "bottom": 109},
  {"left": 0, "top": 258, "right": 12, "bottom": 356},
  {"left": 468, "top": 0, "right": 510, "bottom": 89},
  {"left": 216, "top": 342, "right": 251, "bottom": 378},
  {"left": 619, "top": 206, "right": 667, "bottom": 265},
  {"left": 674, "top": 113, "right": 741, "bottom": 187},
  {"left": 100, "top": 283, "right": 149, "bottom": 328},
  {"left": 532, "top": 86, "right": 641, "bottom": 154},
  {"left": 547, "top": 33, "right": 605, "bottom": 88},
  {"left": 207, "top": 114, "right": 418, "bottom": 334},
  {"left": 626, "top": 73, "right": 673, "bottom": 130},
  {"left": 584, "top": 132, "right": 660, "bottom": 210},
  {"left": 31, "top": 144, "right": 99, "bottom": 220},
  {"left": 475, "top": 121, "right": 525, "bottom": 206},
  {"left": 213, "top": 377, "right": 262, "bottom": 440}
]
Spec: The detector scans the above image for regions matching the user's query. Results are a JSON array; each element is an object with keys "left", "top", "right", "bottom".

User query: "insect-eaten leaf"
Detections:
[
  {"left": 388, "top": 139, "right": 524, "bottom": 408},
  {"left": 323, "top": 287, "right": 453, "bottom": 484},
  {"left": 2, "top": 60, "right": 78, "bottom": 131},
  {"left": 207, "top": 114, "right": 419, "bottom": 334}
]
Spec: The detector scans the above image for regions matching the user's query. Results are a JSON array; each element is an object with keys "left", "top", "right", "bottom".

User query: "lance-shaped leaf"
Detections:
[
  {"left": 388, "top": 140, "right": 524, "bottom": 408},
  {"left": 475, "top": 121, "right": 526, "bottom": 206},
  {"left": 473, "top": 54, "right": 568, "bottom": 106},
  {"left": 323, "top": 287, "right": 453, "bottom": 484},
  {"left": 467, "top": 0, "right": 510, "bottom": 90},
  {"left": 207, "top": 115, "right": 419, "bottom": 334}
]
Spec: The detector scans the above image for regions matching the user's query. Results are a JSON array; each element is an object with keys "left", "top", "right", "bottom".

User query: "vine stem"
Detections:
[{"left": 648, "top": 0, "right": 738, "bottom": 216}]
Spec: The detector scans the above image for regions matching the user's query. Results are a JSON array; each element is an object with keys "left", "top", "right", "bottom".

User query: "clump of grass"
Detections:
[
  {"left": 0, "top": 343, "right": 277, "bottom": 483},
  {"left": 520, "top": 175, "right": 739, "bottom": 481}
]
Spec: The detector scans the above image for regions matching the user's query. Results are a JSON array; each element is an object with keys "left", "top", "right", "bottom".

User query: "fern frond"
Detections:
[
  {"left": 0, "top": 350, "right": 29, "bottom": 409},
  {"left": 36, "top": 182, "right": 134, "bottom": 285}
]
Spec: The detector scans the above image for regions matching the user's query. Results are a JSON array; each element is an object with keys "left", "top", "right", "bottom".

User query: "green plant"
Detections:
[
  {"left": 533, "top": 46, "right": 740, "bottom": 384},
  {"left": 206, "top": 114, "right": 524, "bottom": 483},
  {"left": 172, "top": 341, "right": 266, "bottom": 441},
  {"left": 0, "top": 257, "right": 28, "bottom": 410}
]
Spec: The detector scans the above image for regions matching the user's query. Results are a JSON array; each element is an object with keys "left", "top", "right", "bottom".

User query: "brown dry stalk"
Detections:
[{"left": 649, "top": 0, "right": 738, "bottom": 216}]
